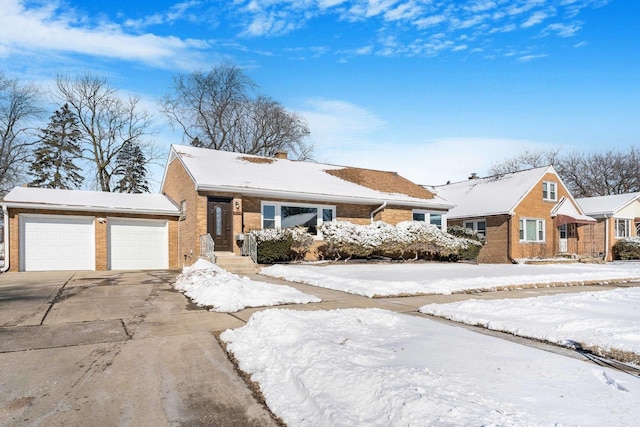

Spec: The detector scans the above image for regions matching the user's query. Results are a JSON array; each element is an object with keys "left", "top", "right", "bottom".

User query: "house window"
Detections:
[
  {"left": 412, "top": 210, "right": 445, "bottom": 230},
  {"left": 261, "top": 202, "right": 335, "bottom": 235},
  {"left": 615, "top": 219, "right": 631, "bottom": 238},
  {"left": 542, "top": 181, "right": 557, "bottom": 201},
  {"left": 464, "top": 220, "right": 486, "bottom": 238},
  {"left": 519, "top": 218, "right": 545, "bottom": 242}
]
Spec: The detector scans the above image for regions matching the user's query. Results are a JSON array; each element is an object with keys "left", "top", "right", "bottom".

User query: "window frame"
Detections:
[
  {"left": 615, "top": 218, "right": 631, "bottom": 238},
  {"left": 519, "top": 218, "right": 546, "bottom": 242},
  {"left": 464, "top": 219, "right": 487, "bottom": 238},
  {"left": 412, "top": 209, "right": 446, "bottom": 230},
  {"left": 542, "top": 180, "right": 558, "bottom": 201},
  {"left": 261, "top": 201, "right": 336, "bottom": 237}
]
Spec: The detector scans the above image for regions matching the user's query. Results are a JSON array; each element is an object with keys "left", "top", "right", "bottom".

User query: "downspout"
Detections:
[
  {"left": 370, "top": 201, "right": 387, "bottom": 223},
  {"left": 507, "top": 216, "right": 517, "bottom": 264},
  {"left": 603, "top": 214, "right": 609, "bottom": 262},
  {"left": 1, "top": 204, "right": 9, "bottom": 273}
]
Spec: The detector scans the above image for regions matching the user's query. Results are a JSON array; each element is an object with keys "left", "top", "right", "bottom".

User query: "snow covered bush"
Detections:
[
  {"left": 249, "top": 227, "right": 314, "bottom": 263},
  {"left": 447, "top": 225, "right": 486, "bottom": 260},
  {"left": 613, "top": 237, "right": 640, "bottom": 260},
  {"left": 320, "top": 221, "right": 483, "bottom": 261}
]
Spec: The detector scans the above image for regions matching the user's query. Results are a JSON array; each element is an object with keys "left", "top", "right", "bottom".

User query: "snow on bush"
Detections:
[
  {"left": 613, "top": 237, "right": 640, "bottom": 260},
  {"left": 320, "top": 220, "right": 482, "bottom": 261},
  {"left": 249, "top": 227, "right": 314, "bottom": 263}
]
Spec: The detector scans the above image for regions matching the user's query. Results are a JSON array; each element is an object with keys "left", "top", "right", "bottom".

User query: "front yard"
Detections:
[{"left": 175, "top": 261, "right": 640, "bottom": 426}]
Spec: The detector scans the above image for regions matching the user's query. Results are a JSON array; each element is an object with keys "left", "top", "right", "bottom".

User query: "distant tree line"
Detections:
[
  {"left": 0, "top": 64, "right": 312, "bottom": 195},
  {"left": 488, "top": 148, "right": 640, "bottom": 198}
]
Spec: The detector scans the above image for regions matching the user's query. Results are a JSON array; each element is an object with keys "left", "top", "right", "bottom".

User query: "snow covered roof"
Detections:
[
  {"left": 430, "top": 166, "right": 555, "bottom": 219},
  {"left": 2, "top": 186, "right": 181, "bottom": 216},
  {"left": 163, "top": 145, "right": 453, "bottom": 209},
  {"left": 576, "top": 192, "right": 640, "bottom": 217},
  {"left": 550, "top": 197, "right": 595, "bottom": 224}
]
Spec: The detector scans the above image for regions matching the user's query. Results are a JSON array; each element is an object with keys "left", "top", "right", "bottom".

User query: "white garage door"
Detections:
[
  {"left": 20, "top": 215, "right": 96, "bottom": 271},
  {"left": 108, "top": 218, "right": 168, "bottom": 270}
]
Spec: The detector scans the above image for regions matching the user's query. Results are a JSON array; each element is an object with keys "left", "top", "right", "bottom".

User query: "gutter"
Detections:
[
  {"left": 1, "top": 202, "right": 181, "bottom": 217},
  {"left": 1, "top": 204, "right": 9, "bottom": 273},
  {"left": 370, "top": 201, "right": 387, "bottom": 223}
]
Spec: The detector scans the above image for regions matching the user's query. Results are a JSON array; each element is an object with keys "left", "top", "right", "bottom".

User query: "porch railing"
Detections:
[
  {"left": 242, "top": 232, "right": 258, "bottom": 264},
  {"left": 199, "top": 233, "right": 215, "bottom": 263}
]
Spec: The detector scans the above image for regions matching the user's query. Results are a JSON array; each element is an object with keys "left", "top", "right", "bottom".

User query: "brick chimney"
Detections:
[
  {"left": 468, "top": 172, "right": 479, "bottom": 180},
  {"left": 274, "top": 151, "right": 288, "bottom": 160}
]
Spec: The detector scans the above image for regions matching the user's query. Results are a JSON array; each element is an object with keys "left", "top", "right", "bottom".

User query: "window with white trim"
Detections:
[
  {"left": 261, "top": 202, "right": 336, "bottom": 235},
  {"left": 615, "top": 218, "right": 631, "bottom": 238},
  {"left": 542, "top": 181, "right": 557, "bottom": 201},
  {"left": 413, "top": 210, "right": 445, "bottom": 230},
  {"left": 519, "top": 218, "right": 545, "bottom": 242},
  {"left": 464, "top": 220, "right": 486, "bottom": 238}
]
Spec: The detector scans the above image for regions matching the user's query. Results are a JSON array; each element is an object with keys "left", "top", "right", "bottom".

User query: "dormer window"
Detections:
[{"left": 542, "top": 181, "right": 557, "bottom": 201}]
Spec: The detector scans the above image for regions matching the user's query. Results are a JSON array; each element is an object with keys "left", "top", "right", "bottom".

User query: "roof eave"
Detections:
[
  {"left": 196, "top": 184, "right": 453, "bottom": 210},
  {"left": 2, "top": 201, "right": 181, "bottom": 217}
]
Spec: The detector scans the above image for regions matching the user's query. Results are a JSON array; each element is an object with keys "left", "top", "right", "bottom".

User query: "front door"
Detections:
[
  {"left": 558, "top": 224, "right": 568, "bottom": 253},
  {"left": 207, "top": 197, "right": 233, "bottom": 252}
]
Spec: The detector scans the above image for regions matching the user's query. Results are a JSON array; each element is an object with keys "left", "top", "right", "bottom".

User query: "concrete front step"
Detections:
[{"left": 214, "top": 254, "right": 261, "bottom": 274}]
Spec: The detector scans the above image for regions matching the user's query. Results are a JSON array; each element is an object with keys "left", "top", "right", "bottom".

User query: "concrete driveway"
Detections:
[{"left": 0, "top": 270, "right": 278, "bottom": 427}]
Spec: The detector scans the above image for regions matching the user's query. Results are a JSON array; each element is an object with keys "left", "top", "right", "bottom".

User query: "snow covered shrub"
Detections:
[
  {"left": 613, "top": 237, "right": 640, "bottom": 260},
  {"left": 447, "top": 225, "right": 486, "bottom": 260},
  {"left": 249, "top": 227, "right": 314, "bottom": 263},
  {"left": 320, "top": 220, "right": 482, "bottom": 261}
]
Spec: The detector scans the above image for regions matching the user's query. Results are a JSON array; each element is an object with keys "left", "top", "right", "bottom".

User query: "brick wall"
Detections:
[{"left": 449, "top": 215, "right": 511, "bottom": 263}]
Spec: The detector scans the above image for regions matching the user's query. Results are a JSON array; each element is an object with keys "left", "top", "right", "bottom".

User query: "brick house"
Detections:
[
  {"left": 430, "top": 166, "right": 599, "bottom": 263},
  {"left": 160, "top": 145, "right": 453, "bottom": 265},
  {"left": 1, "top": 187, "right": 181, "bottom": 272},
  {"left": 577, "top": 192, "right": 640, "bottom": 261}
]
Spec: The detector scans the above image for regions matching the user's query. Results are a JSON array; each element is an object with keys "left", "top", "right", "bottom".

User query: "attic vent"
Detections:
[{"left": 240, "top": 156, "right": 274, "bottom": 164}]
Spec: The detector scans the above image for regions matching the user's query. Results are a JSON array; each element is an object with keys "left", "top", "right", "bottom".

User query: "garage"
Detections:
[
  {"left": 20, "top": 215, "right": 96, "bottom": 271},
  {"left": 108, "top": 218, "right": 169, "bottom": 270}
]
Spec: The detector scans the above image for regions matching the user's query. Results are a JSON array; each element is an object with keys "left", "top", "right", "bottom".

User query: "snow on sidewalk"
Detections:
[
  {"left": 420, "top": 286, "right": 640, "bottom": 361},
  {"left": 221, "top": 308, "right": 640, "bottom": 427},
  {"left": 260, "top": 262, "right": 640, "bottom": 297},
  {"left": 174, "top": 259, "right": 320, "bottom": 312}
]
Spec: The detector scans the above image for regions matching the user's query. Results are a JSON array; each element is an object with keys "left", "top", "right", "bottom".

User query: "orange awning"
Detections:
[{"left": 555, "top": 214, "right": 597, "bottom": 226}]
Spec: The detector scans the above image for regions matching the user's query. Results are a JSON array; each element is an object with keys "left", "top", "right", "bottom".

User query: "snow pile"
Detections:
[
  {"left": 221, "top": 308, "right": 640, "bottom": 426},
  {"left": 320, "top": 220, "right": 481, "bottom": 260},
  {"left": 420, "top": 286, "right": 640, "bottom": 360},
  {"left": 260, "top": 262, "right": 640, "bottom": 297},
  {"left": 174, "top": 259, "right": 320, "bottom": 312}
]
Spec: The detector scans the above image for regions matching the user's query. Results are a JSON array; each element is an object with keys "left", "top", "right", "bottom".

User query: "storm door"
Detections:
[{"left": 207, "top": 197, "right": 233, "bottom": 252}]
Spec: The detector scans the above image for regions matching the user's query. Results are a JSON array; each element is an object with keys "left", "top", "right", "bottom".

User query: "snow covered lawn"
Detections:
[
  {"left": 260, "top": 262, "right": 640, "bottom": 297},
  {"left": 221, "top": 308, "right": 640, "bottom": 426},
  {"left": 420, "top": 286, "right": 640, "bottom": 364},
  {"left": 174, "top": 259, "right": 320, "bottom": 312}
]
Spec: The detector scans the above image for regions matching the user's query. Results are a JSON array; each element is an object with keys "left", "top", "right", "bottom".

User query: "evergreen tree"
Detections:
[
  {"left": 29, "top": 103, "right": 84, "bottom": 189},
  {"left": 113, "top": 141, "right": 150, "bottom": 193}
]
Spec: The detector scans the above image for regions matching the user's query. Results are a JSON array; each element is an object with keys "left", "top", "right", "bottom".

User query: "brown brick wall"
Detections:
[
  {"left": 7, "top": 208, "right": 178, "bottom": 272},
  {"left": 449, "top": 215, "right": 511, "bottom": 263}
]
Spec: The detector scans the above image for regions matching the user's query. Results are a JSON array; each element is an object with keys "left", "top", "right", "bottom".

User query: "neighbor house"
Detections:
[
  {"left": 577, "top": 192, "right": 640, "bottom": 261},
  {"left": 160, "top": 144, "right": 453, "bottom": 264},
  {"left": 1, "top": 188, "right": 181, "bottom": 272},
  {"left": 430, "top": 166, "right": 599, "bottom": 263},
  {"left": 0, "top": 144, "right": 453, "bottom": 272}
]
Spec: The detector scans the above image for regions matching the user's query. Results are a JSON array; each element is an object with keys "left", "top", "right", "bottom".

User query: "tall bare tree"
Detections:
[
  {"left": 489, "top": 146, "right": 640, "bottom": 197},
  {"left": 55, "top": 73, "right": 153, "bottom": 192},
  {"left": 0, "top": 73, "right": 43, "bottom": 194},
  {"left": 161, "top": 62, "right": 312, "bottom": 159}
]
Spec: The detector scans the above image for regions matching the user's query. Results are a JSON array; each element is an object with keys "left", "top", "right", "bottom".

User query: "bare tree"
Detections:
[
  {"left": 0, "top": 73, "right": 43, "bottom": 194},
  {"left": 489, "top": 146, "right": 640, "bottom": 197},
  {"left": 55, "top": 74, "right": 154, "bottom": 191},
  {"left": 161, "top": 62, "right": 312, "bottom": 159}
]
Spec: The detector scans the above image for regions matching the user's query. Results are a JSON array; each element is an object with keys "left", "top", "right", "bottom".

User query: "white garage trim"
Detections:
[
  {"left": 19, "top": 214, "right": 96, "bottom": 271},
  {"left": 108, "top": 218, "right": 169, "bottom": 270}
]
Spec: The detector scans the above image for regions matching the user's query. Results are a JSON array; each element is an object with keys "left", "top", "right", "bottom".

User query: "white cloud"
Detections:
[
  {"left": 543, "top": 22, "right": 583, "bottom": 37},
  {"left": 521, "top": 10, "right": 552, "bottom": 28},
  {"left": 0, "top": 0, "right": 209, "bottom": 69}
]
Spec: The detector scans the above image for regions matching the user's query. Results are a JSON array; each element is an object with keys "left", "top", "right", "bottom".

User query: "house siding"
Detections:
[{"left": 7, "top": 208, "right": 178, "bottom": 272}]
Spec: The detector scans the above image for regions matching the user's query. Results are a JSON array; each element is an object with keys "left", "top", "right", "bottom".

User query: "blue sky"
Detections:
[{"left": 1, "top": 0, "right": 637, "bottom": 189}]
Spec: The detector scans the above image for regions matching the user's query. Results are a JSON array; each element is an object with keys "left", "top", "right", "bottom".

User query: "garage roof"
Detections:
[{"left": 2, "top": 187, "right": 181, "bottom": 216}]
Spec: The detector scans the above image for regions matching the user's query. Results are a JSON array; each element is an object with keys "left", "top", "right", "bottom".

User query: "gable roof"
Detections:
[
  {"left": 576, "top": 192, "right": 640, "bottom": 217},
  {"left": 2, "top": 187, "right": 180, "bottom": 216},
  {"left": 550, "top": 197, "right": 596, "bottom": 225},
  {"left": 429, "top": 166, "right": 557, "bottom": 219},
  {"left": 162, "top": 145, "right": 453, "bottom": 209}
]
